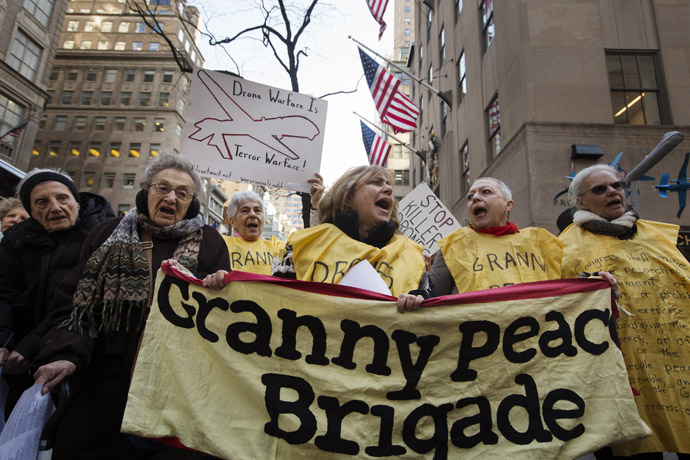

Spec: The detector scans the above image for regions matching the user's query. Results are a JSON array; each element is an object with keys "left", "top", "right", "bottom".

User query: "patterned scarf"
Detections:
[
  {"left": 573, "top": 209, "right": 638, "bottom": 240},
  {"left": 61, "top": 210, "right": 204, "bottom": 338}
]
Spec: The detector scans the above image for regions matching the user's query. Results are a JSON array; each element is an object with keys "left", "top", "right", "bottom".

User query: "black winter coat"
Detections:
[{"left": 0, "top": 192, "right": 114, "bottom": 360}]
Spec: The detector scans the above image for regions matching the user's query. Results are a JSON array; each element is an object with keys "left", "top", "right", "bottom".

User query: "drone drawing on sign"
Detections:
[{"left": 188, "top": 69, "right": 320, "bottom": 161}]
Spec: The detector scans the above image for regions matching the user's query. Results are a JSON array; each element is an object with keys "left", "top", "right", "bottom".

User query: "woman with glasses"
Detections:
[
  {"left": 31, "top": 154, "right": 230, "bottom": 459},
  {"left": 560, "top": 164, "right": 690, "bottom": 459}
]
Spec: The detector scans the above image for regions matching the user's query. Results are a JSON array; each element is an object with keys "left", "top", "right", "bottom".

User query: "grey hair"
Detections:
[
  {"left": 139, "top": 153, "right": 202, "bottom": 194},
  {"left": 16, "top": 168, "right": 73, "bottom": 197},
  {"left": 472, "top": 177, "right": 513, "bottom": 201},
  {"left": 568, "top": 164, "right": 619, "bottom": 208},
  {"left": 0, "top": 197, "right": 24, "bottom": 220},
  {"left": 228, "top": 190, "right": 263, "bottom": 219}
]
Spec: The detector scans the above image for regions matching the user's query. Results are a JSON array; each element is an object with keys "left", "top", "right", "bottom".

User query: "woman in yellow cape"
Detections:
[
  {"left": 429, "top": 177, "right": 563, "bottom": 297},
  {"left": 560, "top": 164, "right": 690, "bottom": 459}
]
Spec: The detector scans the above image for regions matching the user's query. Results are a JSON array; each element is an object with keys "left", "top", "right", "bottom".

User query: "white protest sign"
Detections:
[
  {"left": 182, "top": 68, "right": 328, "bottom": 192},
  {"left": 397, "top": 183, "right": 461, "bottom": 255}
]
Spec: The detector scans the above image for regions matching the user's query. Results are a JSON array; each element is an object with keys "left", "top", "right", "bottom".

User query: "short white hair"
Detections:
[
  {"left": 227, "top": 190, "right": 263, "bottom": 218},
  {"left": 568, "top": 164, "right": 619, "bottom": 208},
  {"left": 471, "top": 177, "right": 513, "bottom": 201}
]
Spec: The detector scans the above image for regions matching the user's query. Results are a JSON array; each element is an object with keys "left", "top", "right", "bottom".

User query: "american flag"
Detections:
[
  {"left": 358, "top": 47, "right": 419, "bottom": 134},
  {"left": 366, "top": 0, "right": 389, "bottom": 40},
  {"left": 360, "top": 121, "right": 391, "bottom": 167},
  {"left": 0, "top": 120, "right": 28, "bottom": 140}
]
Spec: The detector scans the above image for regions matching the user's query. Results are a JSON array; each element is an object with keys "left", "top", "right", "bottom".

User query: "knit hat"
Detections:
[{"left": 19, "top": 171, "right": 79, "bottom": 211}]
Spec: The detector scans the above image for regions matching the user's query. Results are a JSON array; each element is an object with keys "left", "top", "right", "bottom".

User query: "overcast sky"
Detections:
[{"left": 190, "top": 0, "right": 396, "bottom": 185}]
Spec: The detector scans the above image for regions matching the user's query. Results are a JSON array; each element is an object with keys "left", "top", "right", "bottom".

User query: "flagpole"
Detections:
[
  {"left": 350, "top": 36, "right": 452, "bottom": 106},
  {"left": 354, "top": 112, "right": 426, "bottom": 163}
]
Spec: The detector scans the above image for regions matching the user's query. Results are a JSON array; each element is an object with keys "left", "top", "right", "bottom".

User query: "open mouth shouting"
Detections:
[
  {"left": 158, "top": 204, "right": 177, "bottom": 221},
  {"left": 375, "top": 197, "right": 392, "bottom": 215}
]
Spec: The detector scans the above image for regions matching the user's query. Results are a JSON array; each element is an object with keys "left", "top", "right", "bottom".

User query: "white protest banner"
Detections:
[
  {"left": 122, "top": 264, "right": 651, "bottom": 460},
  {"left": 397, "top": 183, "right": 461, "bottom": 254},
  {"left": 182, "top": 68, "right": 328, "bottom": 192}
]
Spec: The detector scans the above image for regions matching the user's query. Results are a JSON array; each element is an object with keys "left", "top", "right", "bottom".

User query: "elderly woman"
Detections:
[
  {"left": 0, "top": 197, "right": 28, "bottom": 237},
  {"left": 32, "top": 154, "right": 230, "bottom": 459},
  {"left": 560, "top": 164, "right": 690, "bottom": 459},
  {"left": 220, "top": 190, "right": 285, "bottom": 275},
  {"left": 272, "top": 165, "right": 428, "bottom": 309},
  {"left": 430, "top": 177, "right": 563, "bottom": 296}
]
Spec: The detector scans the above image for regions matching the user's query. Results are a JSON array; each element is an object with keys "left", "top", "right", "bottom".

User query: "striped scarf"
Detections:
[{"left": 61, "top": 210, "right": 204, "bottom": 338}]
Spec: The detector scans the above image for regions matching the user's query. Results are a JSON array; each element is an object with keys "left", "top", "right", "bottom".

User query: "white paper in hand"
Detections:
[
  {"left": 0, "top": 383, "right": 55, "bottom": 460},
  {"left": 337, "top": 260, "right": 392, "bottom": 296}
]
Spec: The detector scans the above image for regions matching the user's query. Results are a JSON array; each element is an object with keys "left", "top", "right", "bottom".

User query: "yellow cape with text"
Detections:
[
  {"left": 560, "top": 219, "right": 690, "bottom": 456},
  {"left": 288, "top": 223, "right": 425, "bottom": 296},
  {"left": 439, "top": 227, "right": 562, "bottom": 292},
  {"left": 223, "top": 235, "right": 285, "bottom": 275},
  {"left": 122, "top": 270, "right": 651, "bottom": 459}
]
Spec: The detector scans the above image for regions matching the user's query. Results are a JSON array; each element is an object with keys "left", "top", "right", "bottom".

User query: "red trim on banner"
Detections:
[{"left": 160, "top": 261, "right": 612, "bottom": 307}]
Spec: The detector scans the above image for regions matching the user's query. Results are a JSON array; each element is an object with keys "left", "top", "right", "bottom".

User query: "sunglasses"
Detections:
[{"left": 581, "top": 181, "right": 625, "bottom": 196}]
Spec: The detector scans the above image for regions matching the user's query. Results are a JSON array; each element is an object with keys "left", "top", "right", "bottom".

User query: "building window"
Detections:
[
  {"left": 149, "top": 42, "right": 160, "bottom": 51},
  {"left": 60, "top": 90, "right": 73, "bottom": 104},
  {"left": 404, "top": 29, "right": 411, "bottom": 37},
  {"left": 101, "top": 21, "right": 113, "bottom": 32},
  {"left": 118, "top": 21, "right": 130, "bottom": 33},
  {"left": 456, "top": 0, "right": 463, "bottom": 19},
  {"left": 84, "top": 21, "right": 96, "bottom": 32},
  {"left": 134, "top": 118, "right": 145, "bottom": 131},
  {"left": 606, "top": 51, "right": 667, "bottom": 125},
  {"left": 458, "top": 50, "right": 466, "bottom": 103},
  {"left": 101, "top": 172, "right": 115, "bottom": 188},
  {"left": 98, "top": 41, "right": 109, "bottom": 50},
  {"left": 123, "top": 173, "right": 136, "bottom": 188},
  {"left": 94, "top": 117, "right": 106, "bottom": 131},
  {"left": 73, "top": 116, "right": 86, "bottom": 130},
  {"left": 158, "top": 92, "right": 169, "bottom": 107},
  {"left": 439, "top": 26, "right": 445, "bottom": 62},
  {"left": 154, "top": 118, "right": 165, "bottom": 132},
  {"left": 67, "top": 21, "right": 79, "bottom": 32},
  {"left": 163, "top": 70, "right": 174, "bottom": 83},
  {"left": 30, "top": 141, "right": 40, "bottom": 156},
  {"left": 143, "top": 70, "right": 155, "bottom": 82},
  {"left": 114, "top": 42, "right": 125, "bottom": 50},
  {"left": 48, "top": 141, "right": 60, "bottom": 156},
  {"left": 66, "top": 69, "right": 78, "bottom": 80},
  {"left": 124, "top": 69, "right": 136, "bottom": 82},
  {"left": 38, "top": 114, "right": 46, "bottom": 129},
  {"left": 176, "top": 99, "right": 185, "bottom": 113},
  {"left": 119, "top": 91, "right": 132, "bottom": 106},
  {"left": 80, "top": 41, "right": 92, "bottom": 50},
  {"left": 460, "top": 141, "right": 470, "bottom": 193},
  {"left": 418, "top": 43, "right": 423, "bottom": 73},
  {"left": 480, "top": 0, "right": 495, "bottom": 51},
  {"left": 81, "top": 172, "right": 95, "bottom": 187},
  {"left": 0, "top": 95, "right": 24, "bottom": 147},
  {"left": 175, "top": 123, "right": 183, "bottom": 137},
  {"left": 104, "top": 69, "right": 117, "bottom": 82},
  {"left": 404, "top": 18, "right": 411, "bottom": 25},
  {"left": 63, "top": 40, "right": 74, "bottom": 49},
  {"left": 80, "top": 91, "right": 93, "bottom": 105},
  {"left": 100, "top": 91, "right": 112, "bottom": 105},
  {"left": 9, "top": 30, "right": 42, "bottom": 81},
  {"left": 487, "top": 94, "right": 501, "bottom": 159},
  {"left": 129, "top": 143, "right": 141, "bottom": 157},
  {"left": 149, "top": 143, "right": 160, "bottom": 157},
  {"left": 394, "top": 170, "right": 410, "bottom": 186},
  {"left": 53, "top": 116, "right": 67, "bottom": 131},
  {"left": 85, "top": 68, "right": 98, "bottom": 81},
  {"left": 113, "top": 117, "right": 126, "bottom": 131},
  {"left": 392, "top": 144, "right": 403, "bottom": 159},
  {"left": 109, "top": 142, "right": 121, "bottom": 157},
  {"left": 132, "top": 42, "right": 143, "bottom": 51},
  {"left": 69, "top": 141, "right": 81, "bottom": 156},
  {"left": 139, "top": 91, "right": 151, "bottom": 106},
  {"left": 117, "top": 204, "right": 130, "bottom": 214},
  {"left": 89, "top": 142, "right": 101, "bottom": 157},
  {"left": 135, "top": 22, "right": 146, "bottom": 33},
  {"left": 441, "top": 102, "right": 448, "bottom": 138},
  {"left": 49, "top": 70, "right": 59, "bottom": 80},
  {"left": 426, "top": 10, "right": 433, "bottom": 41},
  {"left": 24, "top": 0, "right": 54, "bottom": 27},
  {"left": 404, "top": 5, "right": 410, "bottom": 13}
]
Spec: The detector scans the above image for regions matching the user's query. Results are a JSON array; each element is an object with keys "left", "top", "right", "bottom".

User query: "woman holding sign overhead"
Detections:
[
  {"left": 429, "top": 177, "right": 563, "bottom": 297},
  {"left": 272, "top": 165, "right": 429, "bottom": 309},
  {"left": 560, "top": 164, "right": 690, "bottom": 459}
]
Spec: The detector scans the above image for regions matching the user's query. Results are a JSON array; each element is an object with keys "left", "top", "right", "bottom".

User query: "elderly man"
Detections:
[{"left": 0, "top": 169, "right": 113, "bottom": 395}]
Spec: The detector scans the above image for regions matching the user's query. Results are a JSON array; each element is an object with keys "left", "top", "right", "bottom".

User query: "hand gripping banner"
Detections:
[{"left": 122, "top": 263, "right": 651, "bottom": 459}]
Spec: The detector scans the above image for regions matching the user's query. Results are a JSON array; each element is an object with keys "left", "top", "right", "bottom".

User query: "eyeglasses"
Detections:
[
  {"left": 150, "top": 183, "right": 194, "bottom": 201},
  {"left": 580, "top": 181, "right": 625, "bottom": 196}
]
